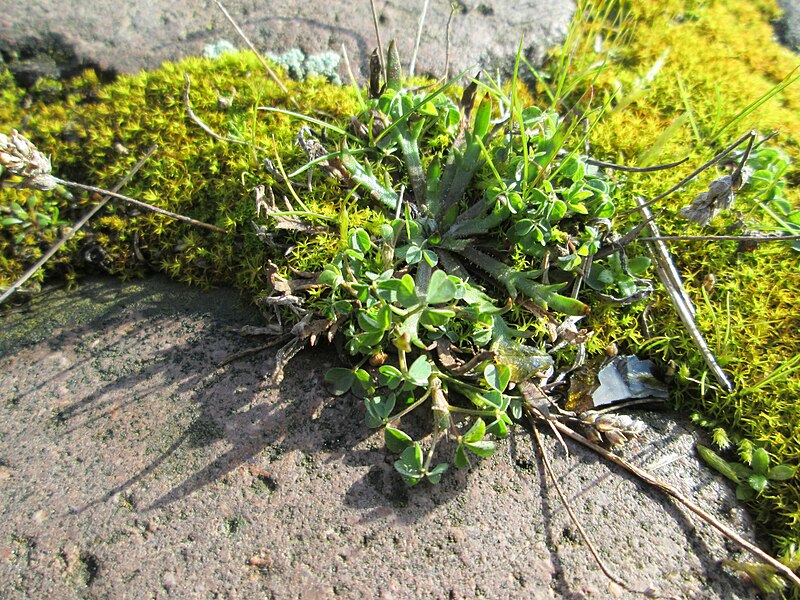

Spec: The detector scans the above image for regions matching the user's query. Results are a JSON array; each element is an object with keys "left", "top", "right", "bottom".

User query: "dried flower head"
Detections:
[
  {"left": 0, "top": 130, "right": 58, "bottom": 191},
  {"left": 580, "top": 410, "right": 647, "bottom": 447},
  {"left": 679, "top": 175, "right": 736, "bottom": 226}
]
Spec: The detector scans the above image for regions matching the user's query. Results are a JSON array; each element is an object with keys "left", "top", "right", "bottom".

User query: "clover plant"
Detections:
[{"left": 280, "top": 43, "right": 656, "bottom": 484}]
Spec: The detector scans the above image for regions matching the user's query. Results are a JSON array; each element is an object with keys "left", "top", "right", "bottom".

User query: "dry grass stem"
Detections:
[
  {"left": 530, "top": 419, "right": 674, "bottom": 599},
  {"left": 639, "top": 234, "right": 800, "bottom": 243},
  {"left": 586, "top": 156, "right": 689, "bottom": 172},
  {"left": 53, "top": 178, "right": 225, "bottom": 233},
  {"left": 368, "top": 0, "right": 386, "bottom": 82},
  {"left": 624, "top": 131, "right": 757, "bottom": 216},
  {"left": 543, "top": 415, "right": 800, "bottom": 590},
  {"left": 183, "top": 74, "right": 268, "bottom": 153},
  {"left": 637, "top": 197, "right": 733, "bottom": 391},
  {"left": 409, "top": 0, "right": 431, "bottom": 78},
  {"left": 213, "top": 0, "right": 300, "bottom": 109}
]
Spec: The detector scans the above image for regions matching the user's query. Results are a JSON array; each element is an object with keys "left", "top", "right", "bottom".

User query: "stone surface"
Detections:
[
  {"left": 0, "top": 276, "right": 762, "bottom": 598},
  {"left": 777, "top": 0, "right": 800, "bottom": 51},
  {"left": 0, "top": 0, "right": 574, "bottom": 85}
]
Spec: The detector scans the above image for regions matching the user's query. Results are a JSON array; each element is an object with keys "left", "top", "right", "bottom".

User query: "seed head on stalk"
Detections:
[{"left": 0, "top": 129, "right": 58, "bottom": 191}]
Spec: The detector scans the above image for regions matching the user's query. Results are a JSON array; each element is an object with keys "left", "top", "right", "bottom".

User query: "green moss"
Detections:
[
  {"left": 557, "top": 0, "right": 800, "bottom": 558},
  {"left": 1, "top": 0, "right": 799, "bottom": 568},
  {"left": 1, "top": 51, "right": 367, "bottom": 295}
]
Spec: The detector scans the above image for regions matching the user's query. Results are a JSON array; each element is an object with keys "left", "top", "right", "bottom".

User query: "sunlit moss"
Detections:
[
  {"left": 558, "top": 0, "right": 800, "bottom": 557},
  {"left": 1, "top": 0, "right": 799, "bottom": 565},
  {"left": 1, "top": 51, "right": 366, "bottom": 295}
]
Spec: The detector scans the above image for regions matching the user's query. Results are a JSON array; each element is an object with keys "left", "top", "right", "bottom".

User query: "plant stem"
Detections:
[
  {"left": 52, "top": 178, "right": 225, "bottom": 233},
  {"left": 388, "top": 388, "right": 431, "bottom": 423},
  {"left": 637, "top": 198, "right": 733, "bottom": 392},
  {"left": 530, "top": 421, "right": 671, "bottom": 599},
  {"left": 213, "top": 0, "right": 297, "bottom": 106},
  {"left": 623, "top": 131, "right": 756, "bottom": 215},
  {"left": 639, "top": 234, "right": 800, "bottom": 243},
  {"left": 543, "top": 415, "right": 800, "bottom": 590}
]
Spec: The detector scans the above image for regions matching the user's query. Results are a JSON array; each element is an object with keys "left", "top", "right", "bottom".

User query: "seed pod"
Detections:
[{"left": 580, "top": 410, "right": 647, "bottom": 448}]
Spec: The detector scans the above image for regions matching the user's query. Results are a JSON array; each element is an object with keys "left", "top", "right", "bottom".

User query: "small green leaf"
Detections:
[
  {"left": 486, "top": 418, "right": 509, "bottom": 438},
  {"left": 454, "top": 444, "right": 469, "bottom": 469},
  {"left": 422, "top": 248, "right": 438, "bottom": 267},
  {"left": 426, "top": 270, "right": 456, "bottom": 304},
  {"left": 349, "top": 228, "right": 372, "bottom": 253},
  {"left": 616, "top": 276, "right": 637, "bottom": 298},
  {"left": 463, "top": 418, "right": 486, "bottom": 444},
  {"left": 318, "top": 266, "right": 342, "bottom": 287},
  {"left": 697, "top": 444, "right": 741, "bottom": 483},
  {"left": 397, "top": 274, "right": 418, "bottom": 308},
  {"left": 483, "top": 363, "right": 511, "bottom": 392},
  {"left": 385, "top": 426, "right": 414, "bottom": 453},
  {"left": 386, "top": 40, "right": 402, "bottom": 91},
  {"left": 404, "top": 244, "right": 423, "bottom": 264},
  {"left": 465, "top": 440, "right": 496, "bottom": 457},
  {"left": 420, "top": 307, "right": 456, "bottom": 328},
  {"left": 473, "top": 97, "right": 492, "bottom": 138},
  {"left": 407, "top": 355, "right": 432, "bottom": 386},
  {"left": 379, "top": 365, "right": 404, "bottom": 389},
  {"left": 767, "top": 465, "right": 796, "bottom": 481},
  {"left": 748, "top": 474, "right": 769, "bottom": 492},
  {"left": 750, "top": 447, "right": 770, "bottom": 475},
  {"left": 627, "top": 256, "right": 652, "bottom": 276},
  {"left": 736, "top": 484, "right": 755, "bottom": 501},
  {"left": 324, "top": 368, "right": 354, "bottom": 396},
  {"left": 357, "top": 311, "right": 383, "bottom": 333},
  {"left": 351, "top": 368, "right": 374, "bottom": 398},
  {"left": 426, "top": 463, "right": 449, "bottom": 484},
  {"left": 365, "top": 394, "right": 396, "bottom": 428},
  {"left": 481, "top": 390, "right": 505, "bottom": 409},
  {"left": 400, "top": 443, "right": 423, "bottom": 470}
]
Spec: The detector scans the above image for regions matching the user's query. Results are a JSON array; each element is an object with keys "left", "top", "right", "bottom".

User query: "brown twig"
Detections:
[
  {"left": 530, "top": 418, "right": 674, "bottom": 599},
  {"left": 586, "top": 156, "right": 689, "bottom": 172},
  {"left": 213, "top": 0, "right": 299, "bottom": 108},
  {"left": 443, "top": 4, "right": 457, "bottom": 81},
  {"left": 368, "top": 0, "right": 386, "bottom": 82},
  {"left": 0, "top": 145, "right": 158, "bottom": 305},
  {"left": 621, "top": 131, "right": 757, "bottom": 216},
  {"left": 52, "top": 178, "right": 225, "bottom": 233},
  {"left": 409, "top": 0, "right": 431, "bottom": 78},
  {"left": 639, "top": 234, "right": 800, "bottom": 243},
  {"left": 216, "top": 334, "right": 293, "bottom": 368},
  {"left": 540, "top": 414, "right": 800, "bottom": 590}
]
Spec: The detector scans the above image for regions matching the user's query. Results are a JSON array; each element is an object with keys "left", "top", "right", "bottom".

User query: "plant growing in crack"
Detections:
[
  {"left": 256, "top": 41, "right": 670, "bottom": 487},
  {"left": 245, "top": 38, "right": 800, "bottom": 591}
]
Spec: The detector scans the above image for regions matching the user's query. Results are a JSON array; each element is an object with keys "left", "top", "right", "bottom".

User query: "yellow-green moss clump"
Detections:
[
  {"left": 1, "top": 0, "right": 799, "bottom": 568},
  {"left": 0, "top": 51, "right": 370, "bottom": 298},
  {"left": 555, "top": 0, "right": 800, "bottom": 558}
]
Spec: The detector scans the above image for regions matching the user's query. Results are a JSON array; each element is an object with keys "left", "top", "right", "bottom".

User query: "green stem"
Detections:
[{"left": 388, "top": 388, "right": 432, "bottom": 423}]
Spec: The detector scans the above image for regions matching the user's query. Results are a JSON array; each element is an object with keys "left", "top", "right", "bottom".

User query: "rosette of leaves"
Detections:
[{"left": 291, "top": 42, "right": 651, "bottom": 484}]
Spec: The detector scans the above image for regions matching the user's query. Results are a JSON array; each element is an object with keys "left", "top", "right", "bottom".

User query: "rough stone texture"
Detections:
[
  {"left": 777, "top": 0, "right": 800, "bottom": 51},
  {"left": 0, "top": 276, "right": 762, "bottom": 598},
  {"left": 0, "top": 0, "right": 574, "bottom": 84}
]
